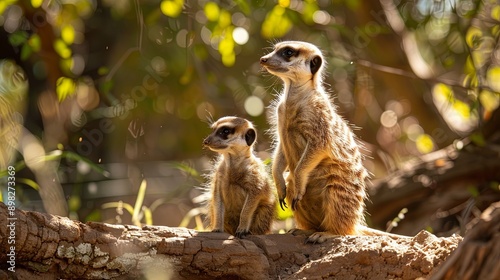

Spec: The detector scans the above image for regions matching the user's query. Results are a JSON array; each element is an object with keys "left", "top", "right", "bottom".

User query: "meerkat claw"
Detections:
[
  {"left": 279, "top": 198, "right": 287, "bottom": 210},
  {"left": 291, "top": 198, "right": 300, "bottom": 210},
  {"left": 235, "top": 230, "right": 251, "bottom": 239}
]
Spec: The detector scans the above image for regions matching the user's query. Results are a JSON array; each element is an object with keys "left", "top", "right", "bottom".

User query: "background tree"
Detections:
[{"left": 0, "top": 0, "right": 498, "bottom": 235}]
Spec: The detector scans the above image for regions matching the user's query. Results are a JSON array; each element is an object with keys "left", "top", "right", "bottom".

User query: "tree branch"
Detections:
[{"left": 0, "top": 203, "right": 462, "bottom": 279}]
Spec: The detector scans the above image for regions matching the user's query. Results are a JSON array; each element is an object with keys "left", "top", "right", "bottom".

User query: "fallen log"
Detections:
[{"left": 0, "top": 202, "right": 462, "bottom": 279}]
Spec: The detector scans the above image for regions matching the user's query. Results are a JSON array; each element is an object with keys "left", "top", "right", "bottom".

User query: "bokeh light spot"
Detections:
[
  {"left": 232, "top": 27, "right": 249, "bottom": 45},
  {"left": 380, "top": 110, "right": 398, "bottom": 128},
  {"left": 244, "top": 96, "right": 264, "bottom": 116}
]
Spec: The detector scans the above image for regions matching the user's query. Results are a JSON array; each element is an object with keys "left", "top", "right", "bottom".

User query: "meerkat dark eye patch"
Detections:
[
  {"left": 310, "top": 55, "right": 322, "bottom": 75},
  {"left": 280, "top": 47, "right": 298, "bottom": 61},
  {"left": 216, "top": 126, "right": 234, "bottom": 139},
  {"left": 244, "top": 128, "right": 256, "bottom": 146}
]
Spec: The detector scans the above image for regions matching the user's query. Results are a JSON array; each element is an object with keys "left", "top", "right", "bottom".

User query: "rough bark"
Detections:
[
  {"left": 0, "top": 202, "right": 462, "bottom": 280},
  {"left": 429, "top": 202, "right": 500, "bottom": 280}
]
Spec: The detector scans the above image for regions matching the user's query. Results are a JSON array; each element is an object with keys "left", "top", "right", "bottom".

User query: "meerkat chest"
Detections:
[
  {"left": 277, "top": 101, "right": 310, "bottom": 159},
  {"left": 221, "top": 183, "right": 246, "bottom": 204},
  {"left": 219, "top": 162, "right": 255, "bottom": 193}
]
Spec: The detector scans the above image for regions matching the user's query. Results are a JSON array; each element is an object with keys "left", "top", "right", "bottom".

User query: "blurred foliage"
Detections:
[
  {"left": 0, "top": 0, "right": 499, "bottom": 229},
  {"left": 102, "top": 179, "right": 152, "bottom": 226}
]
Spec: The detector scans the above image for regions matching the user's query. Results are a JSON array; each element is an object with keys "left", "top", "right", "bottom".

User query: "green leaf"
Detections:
[
  {"left": 98, "top": 66, "right": 109, "bottom": 75},
  {"left": 28, "top": 34, "right": 41, "bottom": 52},
  {"left": 0, "top": 149, "right": 108, "bottom": 178},
  {"left": 219, "top": 30, "right": 234, "bottom": 56},
  {"left": 54, "top": 39, "right": 72, "bottom": 59},
  {"left": 487, "top": 66, "right": 500, "bottom": 92},
  {"left": 61, "top": 24, "right": 75, "bottom": 45},
  {"left": 416, "top": 134, "right": 434, "bottom": 154},
  {"left": 465, "top": 27, "right": 482, "bottom": 48},
  {"left": 132, "top": 179, "right": 147, "bottom": 226},
  {"left": 31, "top": 0, "right": 42, "bottom": 8},
  {"left": 68, "top": 195, "right": 81, "bottom": 211},
  {"left": 102, "top": 201, "right": 135, "bottom": 215},
  {"left": 58, "top": 150, "right": 109, "bottom": 175},
  {"left": 17, "top": 178, "right": 40, "bottom": 191},
  {"left": 467, "top": 186, "right": 479, "bottom": 197},
  {"left": 0, "top": 0, "right": 17, "bottom": 15},
  {"left": 8, "top": 31, "right": 29, "bottom": 46},
  {"left": 179, "top": 207, "right": 204, "bottom": 228},
  {"left": 221, "top": 52, "right": 235, "bottom": 67},
  {"left": 20, "top": 44, "right": 33, "bottom": 61},
  {"left": 470, "top": 132, "right": 485, "bottom": 147},
  {"left": 302, "top": 0, "right": 319, "bottom": 25},
  {"left": 85, "top": 209, "right": 102, "bottom": 222},
  {"left": 261, "top": 5, "right": 292, "bottom": 39},
  {"left": 204, "top": 1, "right": 220, "bottom": 21},
  {"left": 491, "top": 5, "right": 500, "bottom": 21},
  {"left": 142, "top": 206, "right": 153, "bottom": 225},
  {"left": 218, "top": 10, "right": 232, "bottom": 29},
  {"left": 170, "top": 161, "right": 202, "bottom": 181},
  {"left": 99, "top": 79, "right": 114, "bottom": 95},
  {"left": 234, "top": 0, "right": 250, "bottom": 15},
  {"left": 56, "top": 76, "right": 77, "bottom": 102},
  {"left": 452, "top": 99, "right": 471, "bottom": 118},
  {"left": 345, "top": 0, "right": 361, "bottom": 10},
  {"left": 161, "top": 0, "right": 184, "bottom": 18},
  {"left": 433, "top": 83, "right": 454, "bottom": 101},
  {"left": 479, "top": 90, "right": 500, "bottom": 112}
]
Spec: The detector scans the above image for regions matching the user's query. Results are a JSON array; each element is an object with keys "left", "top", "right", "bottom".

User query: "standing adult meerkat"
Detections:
[
  {"left": 203, "top": 116, "right": 275, "bottom": 238},
  {"left": 260, "top": 41, "right": 369, "bottom": 243}
]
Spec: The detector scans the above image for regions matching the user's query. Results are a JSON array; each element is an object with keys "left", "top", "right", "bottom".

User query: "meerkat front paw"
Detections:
[
  {"left": 306, "top": 231, "right": 339, "bottom": 244},
  {"left": 234, "top": 228, "right": 250, "bottom": 238},
  {"left": 286, "top": 177, "right": 304, "bottom": 210},
  {"left": 211, "top": 228, "right": 223, "bottom": 233},
  {"left": 274, "top": 175, "right": 288, "bottom": 210}
]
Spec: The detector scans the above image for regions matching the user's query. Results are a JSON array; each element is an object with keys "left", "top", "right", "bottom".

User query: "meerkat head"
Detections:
[
  {"left": 203, "top": 116, "right": 257, "bottom": 154},
  {"left": 260, "top": 41, "right": 324, "bottom": 86}
]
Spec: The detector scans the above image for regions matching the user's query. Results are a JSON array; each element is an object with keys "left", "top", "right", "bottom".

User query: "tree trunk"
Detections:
[{"left": 0, "top": 202, "right": 462, "bottom": 279}]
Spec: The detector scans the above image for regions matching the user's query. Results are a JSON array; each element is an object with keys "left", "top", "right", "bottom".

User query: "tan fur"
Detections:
[
  {"left": 261, "top": 41, "right": 368, "bottom": 243},
  {"left": 203, "top": 116, "right": 275, "bottom": 237}
]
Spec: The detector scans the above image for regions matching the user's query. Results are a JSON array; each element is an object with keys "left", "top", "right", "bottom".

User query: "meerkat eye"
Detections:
[
  {"left": 282, "top": 47, "right": 296, "bottom": 58},
  {"left": 216, "top": 126, "right": 234, "bottom": 139}
]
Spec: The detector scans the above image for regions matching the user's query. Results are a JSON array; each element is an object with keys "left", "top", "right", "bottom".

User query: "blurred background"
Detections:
[{"left": 0, "top": 0, "right": 499, "bottom": 236}]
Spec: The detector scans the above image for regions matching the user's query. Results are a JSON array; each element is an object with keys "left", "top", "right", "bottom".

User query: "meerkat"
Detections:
[
  {"left": 260, "top": 41, "right": 371, "bottom": 243},
  {"left": 203, "top": 116, "right": 275, "bottom": 238}
]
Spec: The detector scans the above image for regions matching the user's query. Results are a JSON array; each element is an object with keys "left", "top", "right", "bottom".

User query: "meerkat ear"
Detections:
[
  {"left": 310, "top": 55, "right": 322, "bottom": 75},
  {"left": 244, "top": 128, "right": 256, "bottom": 146}
]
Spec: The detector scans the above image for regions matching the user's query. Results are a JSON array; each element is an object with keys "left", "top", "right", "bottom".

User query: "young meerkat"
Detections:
[
  {"left": 203, "top": 116, "right": 275, "bottom": 238},
  {"left": 260, "top": 41, "right": 370, "bottom": 243}
]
